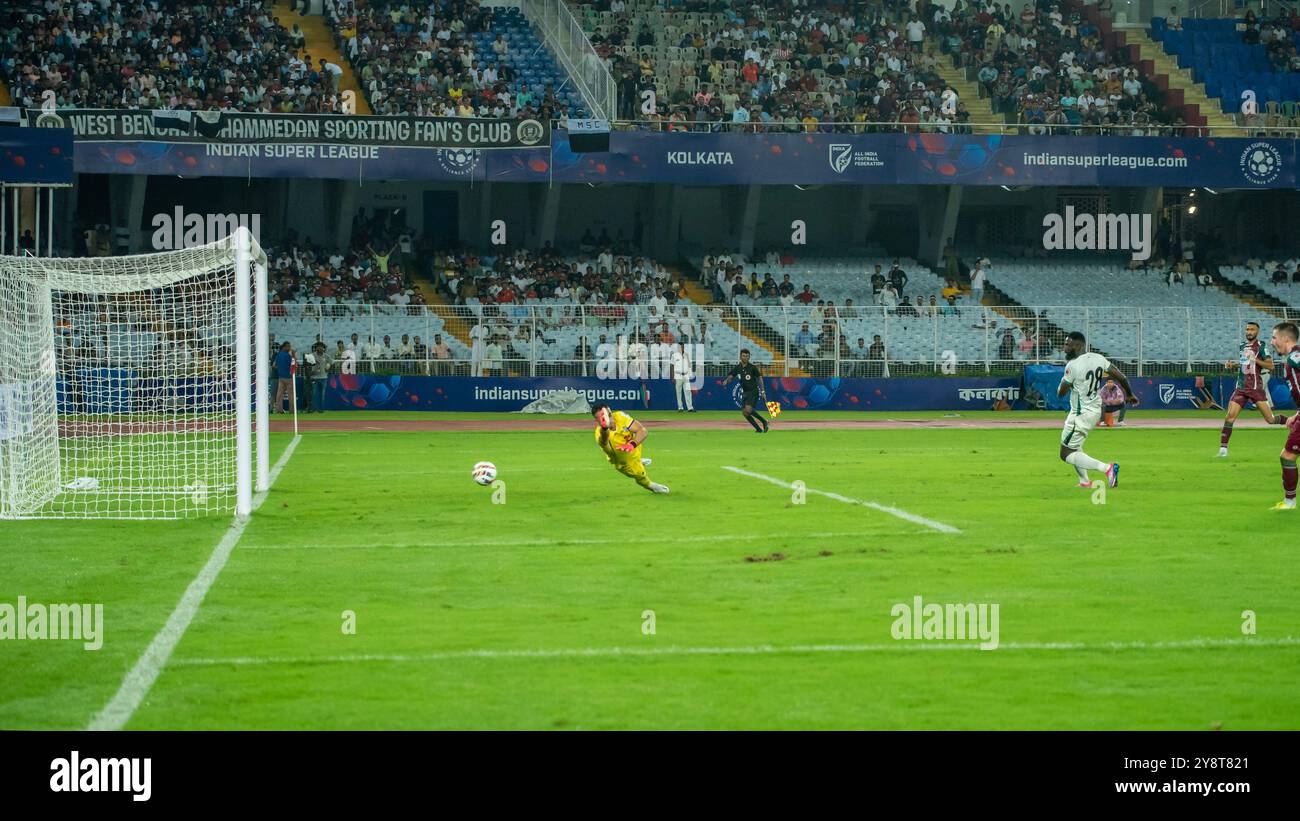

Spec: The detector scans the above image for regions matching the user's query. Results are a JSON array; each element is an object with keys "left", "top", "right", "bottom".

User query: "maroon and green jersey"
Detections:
[
  {"left": 1236, "top": 338, "right": 1271, "bottom": 394},
  {"left": 1283, "top": 348, "right": 1300, "bottom": 407}
]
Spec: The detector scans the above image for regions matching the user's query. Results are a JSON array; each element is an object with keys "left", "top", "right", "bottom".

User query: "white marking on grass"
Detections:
[
  {"left": 239, "top": 530, "right": 877, "bottom": 550},
  {"left": 170, "top": 635, "right": 1300, "bottom": 668},
  {"left": 722, "top": 466, "right": 961, "bottom": 534},
  {"left": 86, "top": 434, "right": 304, "bottom": 731}
]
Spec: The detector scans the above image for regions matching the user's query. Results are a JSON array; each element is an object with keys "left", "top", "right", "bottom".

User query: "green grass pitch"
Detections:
[{"left": 2, "top": 410, "right": 1297, "bottom": 729}]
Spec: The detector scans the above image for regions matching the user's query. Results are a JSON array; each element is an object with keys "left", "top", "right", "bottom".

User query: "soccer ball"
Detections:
[{"left": 472, "top": 461, "right": 497, "bottom": 486}]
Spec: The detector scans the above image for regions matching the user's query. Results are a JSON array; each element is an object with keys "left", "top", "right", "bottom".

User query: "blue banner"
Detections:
[
  {"left": 69, "top": 131, "right": 1298, "bottom": 189},
  {"left": 1, "top": 128, "right": 74, "bottom": 184},
  {"left": 55, "top": 370, "right": 228, "bottom": 415},
  {"left": 325, "top": 374, "right": 1027, "bottom": 412},
  {"left": 325, "top": 373, "right": 1293, "bottom": 412}
]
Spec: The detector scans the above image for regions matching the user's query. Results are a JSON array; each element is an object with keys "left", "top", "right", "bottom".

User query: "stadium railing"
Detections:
[
  {"left": 598, "top": 120, "right": 1295, "bottom": 137},
  {"left": 523, "top": 0, "right": 617, "bottom": 120},
  {"left": 274, "top": 303, "right": 1299, "bottom": 379}
]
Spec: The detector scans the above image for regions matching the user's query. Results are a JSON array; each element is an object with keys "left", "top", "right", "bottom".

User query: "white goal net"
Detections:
[{"left": 0, "top": 228, "right": 267, "bottom": 519}]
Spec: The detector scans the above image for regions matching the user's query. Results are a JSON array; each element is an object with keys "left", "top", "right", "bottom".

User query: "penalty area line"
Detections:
[
  {"left": 169, "top": 636, "right": 1300, "bottom": 668},
  {"left": 722, "top": 466, "right": 961, "bottom": 534},
  {"left": 86, "top": 434, "right": 304, "bottom": 731}
]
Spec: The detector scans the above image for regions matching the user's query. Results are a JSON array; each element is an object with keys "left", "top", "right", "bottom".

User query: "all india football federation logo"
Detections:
[
  {"left": 1239, "top": 141, "right": 1282, "bottom": 185},
  {"left": 829, "top": 143, "right": 853, "bottom": 174},
  {"left": 1159, "top": 384, "right": 1176, "bottom": 405},
  {"left": 437, "top": 148, "right": 480, "bottom": 176}
]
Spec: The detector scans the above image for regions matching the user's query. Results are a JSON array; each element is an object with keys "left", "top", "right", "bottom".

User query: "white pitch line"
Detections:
[
  {"left": 169, "top": 636, "right": 1300, "bottom": 668},
  {"left": 238, "top": 530, "right": 875, "bottom": 550},
  {"left": 722, "top": 466, "right": 961, "bottom": 534},
  {"left": 87, "top": 434, "right": 304, "bottom": 731}
]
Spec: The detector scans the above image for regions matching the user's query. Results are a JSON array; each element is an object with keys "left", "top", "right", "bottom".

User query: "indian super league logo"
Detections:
[
  {"left": 437, "top": 148, "right": 481, "bottom": 176},
  {"left": 1240, "top": 141, "right": 1282, "bottom": 185}
]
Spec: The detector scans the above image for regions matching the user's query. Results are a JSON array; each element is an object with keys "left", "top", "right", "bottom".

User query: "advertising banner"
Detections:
[
  {"left": 59, "top": 123, "right": 1299, "bottom": 190},
  {"left": 28, "top": 109, "right": 549, "bottom": 149},
  {"left": 0, "top": 127, "right": 74, "bottom": 185},
  {"left": 324, "top": 374, "right": 1029, "bottom": 412}
]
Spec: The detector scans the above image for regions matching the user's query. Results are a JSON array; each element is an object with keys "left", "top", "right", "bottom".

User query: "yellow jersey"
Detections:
[{"left": 595, "top": 410, "right": 638, "bottom": 458}]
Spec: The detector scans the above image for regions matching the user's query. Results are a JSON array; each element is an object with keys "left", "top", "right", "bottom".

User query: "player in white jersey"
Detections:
[{"left": 1057, "top": 332, "right": 1139, "bottom": 488}]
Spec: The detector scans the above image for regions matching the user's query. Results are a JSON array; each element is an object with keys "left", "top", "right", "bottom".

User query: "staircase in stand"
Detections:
[
  {"left": 274, "top": 0, "right": 372, "bottom": 115},
  {"left": 934, "top": 57, "right": 1007, "bottom": 135}
]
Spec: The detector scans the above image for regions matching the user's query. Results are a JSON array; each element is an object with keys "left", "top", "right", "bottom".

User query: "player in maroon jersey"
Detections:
[
  {"left": 1268, "top": 322, "right": 1300, "bottom": 510},
  {"left": 1218, "top": 321, "right": 1289, "bottom": 458}
]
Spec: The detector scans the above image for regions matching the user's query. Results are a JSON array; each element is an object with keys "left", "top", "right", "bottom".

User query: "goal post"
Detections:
[{"left": 0, "top": 226, "right": 268, "bottom": 520}]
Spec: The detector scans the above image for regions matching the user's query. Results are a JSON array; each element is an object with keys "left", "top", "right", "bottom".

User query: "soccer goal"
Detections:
[{"left": 0, "top": 227, "right": 270, "bottom": 520}]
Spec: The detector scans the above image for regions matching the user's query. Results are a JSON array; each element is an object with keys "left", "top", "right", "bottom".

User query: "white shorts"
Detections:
[{"left": 1060, "top": 409, "right": 1100, "bottom": 450}]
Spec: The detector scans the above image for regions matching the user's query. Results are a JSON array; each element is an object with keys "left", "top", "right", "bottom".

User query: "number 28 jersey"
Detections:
[{"left": 1064, "top": 352, "right": 1112, "bottom": 416}]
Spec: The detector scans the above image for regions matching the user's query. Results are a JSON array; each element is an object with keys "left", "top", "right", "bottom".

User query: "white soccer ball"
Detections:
[{"left": 472, "top": 461, "right": 497, "bottom": 486}]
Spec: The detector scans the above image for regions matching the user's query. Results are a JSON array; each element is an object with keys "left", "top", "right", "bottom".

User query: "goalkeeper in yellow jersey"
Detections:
[{"left": 591, "top": 403, "right": 670, "bottom": 494}]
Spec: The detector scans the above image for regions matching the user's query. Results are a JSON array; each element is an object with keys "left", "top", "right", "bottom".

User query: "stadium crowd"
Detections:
[
  {"left": 266, "top": 209, "right": 425, "bottom": 312},
  {"left": 596, "top": 0, "right": 975, "bottom": 132},
  {"left": 324, "top": 0, "right": 572, "bottom": 119},
  {"left": 951, "top": 2, "right": 1177, "bottom": 134},
  {"left": 588, "top": 0, "right": 1178, "bottom": 134},
  {"left": 433, "top": 241, "right": 690, "bottom": 310},
  {"left": 0, "top": 0, "right": 343, "bottom": 112},
  {"left": 1239, "top": 8, "right": 1300, "bottom": 71}
]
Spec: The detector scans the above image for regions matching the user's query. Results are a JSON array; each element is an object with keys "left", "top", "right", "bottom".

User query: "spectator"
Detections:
[
  {"left": 870, "top": 266, "right": 886, "bottom": 296},
  {"left": 306, "top": 342, "right": 331, "bottom": 413},
  {"left": 889, "top": 263, "right": 908, "bottom": 297},
  {"left": 867, "top": 334, "right": 887, "bottom": 377},
  {"left": 1099, "top": 378, "right": 1128, "bottom": 426},
  {"left": 483, "top": 337, "right": 504, "bottom": 376},
  {"left": 794, "top": 322, "right": 818, "bottom": 355},
  {"left": 849, "top": 337, "right": 872, "bottom": 376},
  {"left": 878, "top": 282, "right": 899, "bottom": 311},
  {"left": 999, "top": 329, "right": 1016, "bottom": 361},
  {"left": 273, "top": 342, "right": 294, "bottom": 413},
  {"left": 971, "top": 260, "right": 988, "bottom": 304}
]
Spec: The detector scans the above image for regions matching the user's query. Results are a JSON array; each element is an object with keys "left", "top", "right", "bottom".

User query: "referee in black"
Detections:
[{"left": 721, "top": 349, "right": 769, "bottom": 433}]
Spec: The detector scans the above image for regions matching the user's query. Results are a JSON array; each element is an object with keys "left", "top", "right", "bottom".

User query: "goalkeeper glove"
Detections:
[{"left": 616, "top": 442, "right": 637, "bottom": 452}]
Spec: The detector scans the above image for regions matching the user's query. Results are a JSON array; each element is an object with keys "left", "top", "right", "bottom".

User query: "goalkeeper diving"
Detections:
[{"left": 591, "top": 403, "right": 670, "bottom": 494}]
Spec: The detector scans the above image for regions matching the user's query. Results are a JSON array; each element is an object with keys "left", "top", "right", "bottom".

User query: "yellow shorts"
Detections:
[
  {"left": 608, "top": 448, "right": 650, "bottom": 487},
  {"left": 610, "top": 450, "right": 645, "bottom": 476}
]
